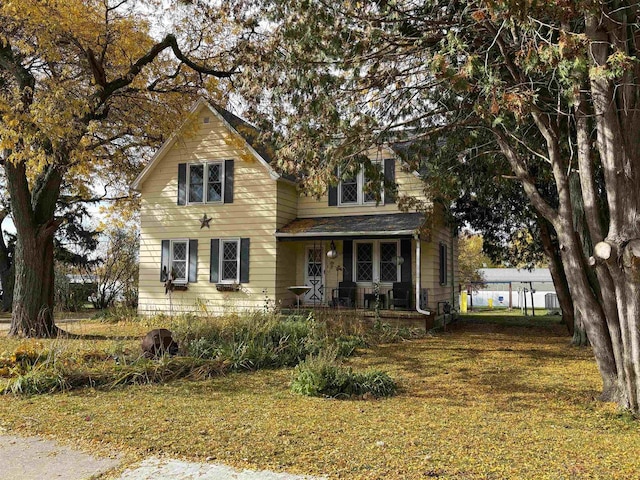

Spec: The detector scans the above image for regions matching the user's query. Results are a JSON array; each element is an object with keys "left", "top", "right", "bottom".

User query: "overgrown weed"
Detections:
[{"left": 1, "top": 309, "right": 401, "bottom": 395}]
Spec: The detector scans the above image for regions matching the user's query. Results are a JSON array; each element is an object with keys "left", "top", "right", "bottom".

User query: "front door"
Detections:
[{"left": 304, "top": 245, "right": 324, "bottom": 304}]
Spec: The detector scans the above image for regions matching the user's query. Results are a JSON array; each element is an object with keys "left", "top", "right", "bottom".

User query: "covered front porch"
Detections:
[{"left": 275, "top": 213, "right": 431, "bottom": 314}]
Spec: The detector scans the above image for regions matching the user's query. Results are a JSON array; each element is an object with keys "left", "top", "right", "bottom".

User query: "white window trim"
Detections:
[
  {"left": 353, "top": 239, "right": 400, "bottom": 284},
  {"left": 219, "top": 238, "right": 241, "bottom": 283},
  {"left": 187, "top": 160, "right": 225, "bottom": 205},
  {"left": 337, "top": 164, "right": 384, "bottom": 206},
  {"left": 170, "top": 239, "right": 189, "bottom": 284}
]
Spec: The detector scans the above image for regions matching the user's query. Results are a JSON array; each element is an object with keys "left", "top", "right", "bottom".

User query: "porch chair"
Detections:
[
  {"left": 332, "top": 281, "right": 357, "bottom": 307},
  {"left": 389, "top": 282, "right": 412, "bottom": 309}
]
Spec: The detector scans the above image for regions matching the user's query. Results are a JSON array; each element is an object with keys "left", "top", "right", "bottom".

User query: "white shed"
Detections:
[{"left": 466, "top": 268, "right": 557, "bottom": 312}]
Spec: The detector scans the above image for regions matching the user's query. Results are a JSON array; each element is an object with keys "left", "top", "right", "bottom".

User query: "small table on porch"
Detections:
[
  {"left": 364, "top": 292, "right": 386, "bottom": 309},
  {"left": 288, "top": 286, "right": 312, "bottom": 310}
]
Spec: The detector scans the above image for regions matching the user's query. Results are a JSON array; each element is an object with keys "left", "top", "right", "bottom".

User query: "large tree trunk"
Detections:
[
  {"left": 9, "top": 229, "right": 57, "bottom": 336},
  {"left": 582, "top": 9, "right": 640, "bottom": 411},
  {"left": 5, "top": 161, "right": 63, "bottom": 338},
  {"left": 0, "top": 211, "right": 14, "bottom": 312},
  {"left": 571, "top": 309, "right": 589, "bottom": 347},
  {"left": 495, "top": 114, "right": 622, "bottom": 404},
  {"left": 537, "top": 216, "right": 575, "bottom": 336},
  {"left": 0, "top": 264, "right": 14, "bottom": 313},
  {"left": 555, "top": 220, "right": 621, "bottom": 402}
]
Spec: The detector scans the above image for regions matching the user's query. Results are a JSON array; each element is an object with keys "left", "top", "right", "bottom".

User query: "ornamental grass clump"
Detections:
[
  {"left": 4, "top": 363, "right": 68, "bottom": 395},
  {"left": 174, "top": 311, "right": 328, "bottom": 370},
  {"left": 291, "top": 348, "right": 397, "bottom": 399},
  {"left": 0, "top": 335, "right": 227, "bottom": 395}
]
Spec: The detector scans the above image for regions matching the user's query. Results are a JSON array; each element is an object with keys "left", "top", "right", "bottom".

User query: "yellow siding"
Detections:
[
  {"left": 297, "top": 161, "right": 428, "bottom": 217},
  {"left": 419, "top": 208, "right": 459, "bottom": 311},
  {"left": 276, "top": 182, "right": 298, "bottom": 229},
  {"left": 137, "top": 106, "right": 280, "bottom": 315},
  {"left": 274, "top": 183, "right": 300, "bottom": 304}
]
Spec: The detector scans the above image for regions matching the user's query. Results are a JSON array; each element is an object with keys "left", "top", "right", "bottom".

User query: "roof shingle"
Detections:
[{"left": 276, "top": 213, "right": 425, "bottom": 238}]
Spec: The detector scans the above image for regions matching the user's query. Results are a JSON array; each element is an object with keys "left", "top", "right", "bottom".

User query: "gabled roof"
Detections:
[
  {"left": 131, "top": 98, "right": 289, "bottom": 191},
  {"left": 275, "top": 213, "right": 425, "bottom": 239}
]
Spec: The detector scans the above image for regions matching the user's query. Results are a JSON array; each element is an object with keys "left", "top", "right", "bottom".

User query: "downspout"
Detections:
[
  {"left": 414, "top": 233, "right": 431, "bottom": 316},
  {"left": 451, "top": 226, "right": 456, "bottom": 310}
]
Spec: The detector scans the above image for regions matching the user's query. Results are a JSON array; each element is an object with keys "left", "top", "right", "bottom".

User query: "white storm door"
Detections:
[{"left": 304, "top": 245, "right": 324, "bottom": 304}]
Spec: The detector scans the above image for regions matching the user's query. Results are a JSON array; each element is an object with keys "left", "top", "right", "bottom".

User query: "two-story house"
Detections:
[{"left": 132, "top": 99, "right": 457, "bottom": 316}]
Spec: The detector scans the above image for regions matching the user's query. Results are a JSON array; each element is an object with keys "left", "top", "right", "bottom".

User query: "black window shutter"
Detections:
[
  {"left": 177, "top": 163, "right": 187, "bottom": 205},
  {"left": 444, "top": 244, "right": 448, "bottom": 284},
  {"left": 342, "top": 240, "right": 353, "bottom": 281},
  {"left": 328, "top": 167, "right": 338, "bottom": 206},
  {"left": 401, "top": 238, "right": 412, "bottom": 283},
  {"left": 384, "top": 158, "right": 396, "bottom": 204},
  {"left": 224, "top": 159, "right": 234, "bottom": 203},
  {"left": 161, "top": 240, "right": 170, "bottom": 281},
  {"left": 188, "top": 239, "right": 198, "bottom": 283},
  {"left": 240, "top": 238, "right": 250, "bottom": 283},
  {"left": 328, "top": 185, "right": 338, "bottom": 206},
  {"left": 210, "top": 239, "right": 220, "bottom": 283},
  {"left": 439, "top": 243, "right": 447, "bottom": 285}
]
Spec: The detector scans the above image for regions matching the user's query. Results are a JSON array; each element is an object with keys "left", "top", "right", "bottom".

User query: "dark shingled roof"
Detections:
[
  {"left": 276, "top": 213, "right": 425, "bottom": 238},
  {"left": 210, "top": 102, "right": 299, "bottom": 181},
  {"left": 210, "top": 103, "right": 276, "bottom": 164}
]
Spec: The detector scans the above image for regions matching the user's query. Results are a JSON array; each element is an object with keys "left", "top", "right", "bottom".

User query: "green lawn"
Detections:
[
  {"left": 460, "top": 311, "right": 565, "bottom": 328},
  {"left": 0, "top": 317, "right": 638, "bottom": 479}
]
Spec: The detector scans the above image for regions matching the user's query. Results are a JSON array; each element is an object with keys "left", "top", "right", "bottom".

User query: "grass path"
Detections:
[{"left": 1, "top": 320, "right": 638, "bottom": 479}]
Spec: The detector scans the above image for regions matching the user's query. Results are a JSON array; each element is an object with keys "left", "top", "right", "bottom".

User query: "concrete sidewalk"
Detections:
[
  {"left": 0, "top": 435, "right": 120, "bottom": 479},
  {"left": 118, "top": 458, "right": 325, "bottom": 480},
  {"left": 0, "top": 434, "right": 325, "bottom": 480}
]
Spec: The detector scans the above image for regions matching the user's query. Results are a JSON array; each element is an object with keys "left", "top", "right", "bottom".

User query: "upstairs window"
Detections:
[
  {"left": 188, "top": 161, "right": 224, "bottom": 204},
  {"left": 207, "top": 163, "right": 223, "bottom": 202},
  {"left": 329, "top": 158, "right": 395, "bottom": 207},
  {"left": 340, "top": 173, "right": 359, "bottom": 204},
  {"left": 338, "top": 163, "right": 383, "bottom": 206},
  {"left": 188, "top": 165, "right": 204, "bottom": 203},
  {"left": 178, "top": 160, "right": 233, "bottom": 205}
]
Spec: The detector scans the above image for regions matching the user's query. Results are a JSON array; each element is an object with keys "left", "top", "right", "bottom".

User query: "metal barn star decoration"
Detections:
[{"left": 199, "top": 213, "right": 212, "bottom": 229}]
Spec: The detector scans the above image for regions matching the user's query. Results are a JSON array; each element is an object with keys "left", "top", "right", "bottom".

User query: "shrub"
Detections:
[{"left": 291, "top": 350, "right": 397, "bottom": 399}]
